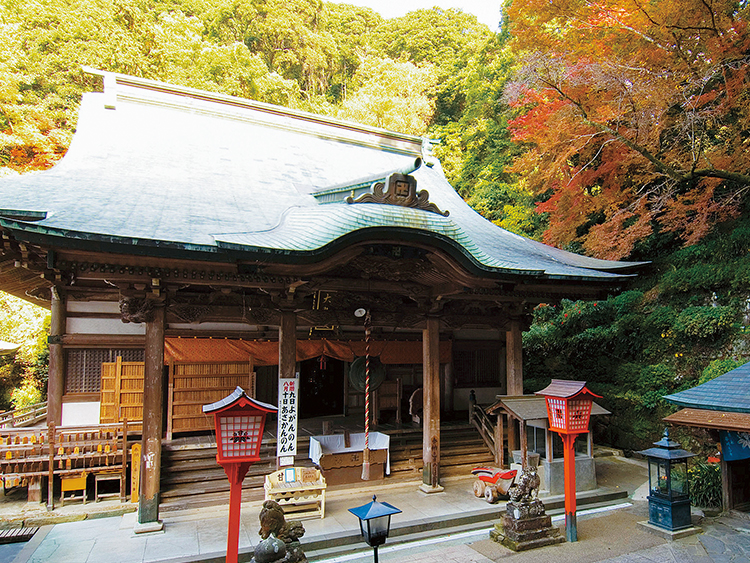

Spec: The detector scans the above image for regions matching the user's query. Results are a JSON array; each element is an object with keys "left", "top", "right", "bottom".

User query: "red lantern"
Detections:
[
  {"left": 536, "top": 380, "right": 601, "bottom": 542},
  {"left": 203, "top": 387, "right": 277, "bottom": 563}
]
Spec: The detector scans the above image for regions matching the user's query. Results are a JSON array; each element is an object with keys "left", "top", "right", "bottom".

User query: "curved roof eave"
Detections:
[{"left": 1, "top": 215, "right": 634, "bottom": 284}]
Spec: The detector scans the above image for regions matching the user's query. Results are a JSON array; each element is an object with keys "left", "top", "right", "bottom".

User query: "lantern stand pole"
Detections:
[
  {"left": 224, "top": 462, "right": 251, "bottom": 563},
  {"left": 373, "top": 545, "right": 379, "bottom": 563},
  {"left": 561, "top": 434, "right": 578, "bottom": 542}
]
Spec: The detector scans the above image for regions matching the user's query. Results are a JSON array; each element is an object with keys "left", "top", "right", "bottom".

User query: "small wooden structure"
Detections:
[
  {"left": 0, "top": 422, "right": 130, "bottom": 508},
  {"left": 487, "top": 395, "right": 609, "bottom": 495},
  {"left": 664, "top": 361, "right": 750, "bottom": 513},
  {"left": 264, "top": 466, "right": 327, "bottom": 519}
]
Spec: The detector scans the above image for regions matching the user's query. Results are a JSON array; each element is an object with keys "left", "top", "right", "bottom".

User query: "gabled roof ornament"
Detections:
[{"left": 346, "top": 173, "right": 449, "bottom": 216}]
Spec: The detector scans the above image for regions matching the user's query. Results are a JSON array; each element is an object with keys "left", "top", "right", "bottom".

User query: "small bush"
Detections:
[
  {"left": 689, "top": 460, "right": 723, "bottom": 509},
  {"left": 673, "top": 306, "right": 735, "bottom": 339}
]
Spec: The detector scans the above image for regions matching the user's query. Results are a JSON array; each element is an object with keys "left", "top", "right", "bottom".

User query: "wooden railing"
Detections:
[
  {"left": 468, "top": 397, "right": 498, "bottom": 463},
  {"left": 0, "top": 402, "right": 48, "bottom": 428}
]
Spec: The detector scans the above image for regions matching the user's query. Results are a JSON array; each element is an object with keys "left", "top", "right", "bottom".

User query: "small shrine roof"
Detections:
[
  {"left": 663, "top": 361, "right": 750, "bottom": 413},
  {"left": 487, "top": 395, "right": 610, "bottom": 421},
  {"left": 0, "top": 70, "right": 644, "bottom": 282}
]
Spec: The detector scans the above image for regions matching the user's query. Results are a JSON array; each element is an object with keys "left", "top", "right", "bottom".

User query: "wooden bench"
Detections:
[{"left": 264, "top": 467, "right": 326, "bottom": 519}]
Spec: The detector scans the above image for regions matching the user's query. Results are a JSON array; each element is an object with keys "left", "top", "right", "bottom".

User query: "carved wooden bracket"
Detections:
[
  {"left": 346, "top": 173, "right": 449, "bottom": 216},
  {"left": 119, "top": 297, "right": 155, "bottom": 323}
]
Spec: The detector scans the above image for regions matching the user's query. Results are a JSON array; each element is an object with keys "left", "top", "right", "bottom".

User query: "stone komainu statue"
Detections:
[
  {"left": 253, "top": 500, "right": 307, "bottom": 563},
  {"left": 508, "top": 466, "right": 540, "bottom": 504}
]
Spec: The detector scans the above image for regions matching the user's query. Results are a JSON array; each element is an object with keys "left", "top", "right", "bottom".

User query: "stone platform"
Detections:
[{"left": 490, "top": 499, "right": 564, "bottom": 551}]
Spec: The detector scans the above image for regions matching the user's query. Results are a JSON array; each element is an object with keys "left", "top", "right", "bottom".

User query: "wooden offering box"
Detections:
[{"left": 309, "top": 432, "right": 390, "bottom": 486}]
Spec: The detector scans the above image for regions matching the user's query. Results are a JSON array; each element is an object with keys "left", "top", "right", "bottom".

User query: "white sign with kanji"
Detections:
[{"left": 277, "top": 375, "right": 300, "bottom": 459}]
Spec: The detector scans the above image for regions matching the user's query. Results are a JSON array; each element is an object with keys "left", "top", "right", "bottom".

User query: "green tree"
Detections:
[
  {"left": 337, "top": 55, "right": 437, "bottom": 135},
  {"left": 0, "top": 292, "right": 49, "bottom": 410}
]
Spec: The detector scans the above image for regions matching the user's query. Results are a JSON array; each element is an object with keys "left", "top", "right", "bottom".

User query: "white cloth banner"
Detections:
[
  {"left": 308, "top": 432, "right": 390, "bottom": 474},
  {"left": 277, "top": 376, "right": 299, "bottom": 458}
]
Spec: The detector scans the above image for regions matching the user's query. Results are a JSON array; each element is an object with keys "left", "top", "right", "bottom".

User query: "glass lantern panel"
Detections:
[
  {"left": 650, "top": 459, "right": 670, "bottom": 495},
  {"left": 547, "top": 398, "right": 567, "bottom": 430},
  {"left": 219, "top": 415, "right": 263, "bottom": 457},
  {"left": 367, "top": 515, "right": 391, "bottom": 544},
  {"left": 671, "top": 461, "right": 689, "bottom": 497}
]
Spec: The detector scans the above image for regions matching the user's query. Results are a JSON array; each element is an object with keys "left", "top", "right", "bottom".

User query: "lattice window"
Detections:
[{"left": 65, "top": 349, "right": 144, "bottom": 394}]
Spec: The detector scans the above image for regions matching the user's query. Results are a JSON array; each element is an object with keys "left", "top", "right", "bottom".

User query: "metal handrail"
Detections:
[{"left": 0, "top": 401, "right": 48, "bottom": 428}]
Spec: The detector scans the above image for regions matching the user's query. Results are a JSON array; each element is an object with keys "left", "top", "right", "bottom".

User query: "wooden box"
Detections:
[{"left": 319, "top": 448, "right": 388, "bottom": 486}]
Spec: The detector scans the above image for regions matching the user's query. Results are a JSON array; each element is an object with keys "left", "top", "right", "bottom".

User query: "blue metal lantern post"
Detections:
[
  {"left": 349, "top": 495, "right": 402, "bottom": 563},
  {"left": 639, "top": 428, "right": 695, "bottom": 531}
]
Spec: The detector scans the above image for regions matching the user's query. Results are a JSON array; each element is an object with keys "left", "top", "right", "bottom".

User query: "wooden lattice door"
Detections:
[
  {"left": 166, "top": 360, "right": 255, "bottom": 439},
  {"left": 100, "top": 357, "right": 144, "bottom": 429}
]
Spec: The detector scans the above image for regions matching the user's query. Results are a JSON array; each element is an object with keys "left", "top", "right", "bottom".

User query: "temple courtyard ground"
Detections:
[{"left": 1, "top": 455, "right": 748, "bottom": 563}]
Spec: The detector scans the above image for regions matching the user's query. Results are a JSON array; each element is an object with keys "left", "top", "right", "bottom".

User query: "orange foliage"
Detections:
[{"left": 506, "top": 0, "right": 750, "bottom": 258}]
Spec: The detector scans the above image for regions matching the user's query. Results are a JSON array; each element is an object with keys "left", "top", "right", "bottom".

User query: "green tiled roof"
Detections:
[
  {"left": 663, "top": 361, "right": 750, "bottom": 413},
  {"left": 0, "top": 71, "right": 644, "bottom": 281}
]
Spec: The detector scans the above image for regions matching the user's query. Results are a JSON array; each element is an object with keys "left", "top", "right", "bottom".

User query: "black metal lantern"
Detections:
[
  {"left": 348, "top": 495, "right": 401, "bottom": 562},
  {"left": 639, "top": 428, "right": 695, "bottom": 531}
]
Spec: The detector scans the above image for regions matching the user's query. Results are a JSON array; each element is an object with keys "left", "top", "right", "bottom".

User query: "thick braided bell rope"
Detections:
[{"left": 364, "top": 312, "right": 371, "bottom": 452}]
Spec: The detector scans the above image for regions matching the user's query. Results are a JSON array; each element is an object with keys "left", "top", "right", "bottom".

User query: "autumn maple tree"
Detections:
[{"left": 505, "top": 0, "right": 750, "bottom": 259}]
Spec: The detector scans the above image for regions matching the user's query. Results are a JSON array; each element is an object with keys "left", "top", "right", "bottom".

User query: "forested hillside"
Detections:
[{"left": 1, "top": 0, "right": 749, "bottom": 453}]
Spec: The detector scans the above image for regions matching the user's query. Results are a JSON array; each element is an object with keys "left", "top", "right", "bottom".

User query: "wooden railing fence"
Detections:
[
  {"left": 468, "top": 397, "right": 500, "bottom": 465},
  {"left": 0, "top": 402, "right": 48, "bottom": 428}
]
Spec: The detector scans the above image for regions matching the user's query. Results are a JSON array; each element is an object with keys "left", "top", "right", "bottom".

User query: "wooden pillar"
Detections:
[
  {"left": 46, "top": 288, "right": 65, "bottom": 427},
  {"left": 721, "top": 456, "right": 731, "bottom": 512},
  {"left": 546, "top": 428, "right": 554, "bottom": 462},
  {"left": 420, "top": 317, "right": 443, "bottom": 493},
  {"left": 136, "top": 303, "right": 165, "bottom": 532},
  {"left": 519, "top": 419, "right": 528, "bottom": 469},
  {"left": 495, "top": 413, "right": 504, "bottom": 467},
  {"left": 506, "top": 318, "right": 523, "bottom": 396}
]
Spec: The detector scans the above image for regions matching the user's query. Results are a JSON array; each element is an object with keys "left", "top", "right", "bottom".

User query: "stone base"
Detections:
[
  {"left": 419, "top": 483, "right": 445, "bottom": 494},
  {"left": 637, "top": 520, "right": 702, "bottom": 540},
  {"left": 490, "top": 500, "right": 564, "bottom": 552},
  {"left": 133, "top": 520, "right": 164, "bottom": 534}
]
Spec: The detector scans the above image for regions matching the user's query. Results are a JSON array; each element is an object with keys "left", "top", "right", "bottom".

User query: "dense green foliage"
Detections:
[
  {"left": 525, "top": 212, "right": 750, "bottom": 451},
  {"left": 0, "top": 292, "right": 49, "bottom": 411},
  {"left": 689, "top": 461, "right": 723, "bottom": 509}
]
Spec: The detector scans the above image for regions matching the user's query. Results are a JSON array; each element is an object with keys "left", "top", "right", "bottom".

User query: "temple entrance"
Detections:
[{"left": 299, "top": 356, "right": 345, "bottom": 418}]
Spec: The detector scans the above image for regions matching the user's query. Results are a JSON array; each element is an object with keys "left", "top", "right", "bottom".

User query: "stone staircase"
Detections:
[{"left": 159, "top": 422, "right": 495, "bottom": 512}]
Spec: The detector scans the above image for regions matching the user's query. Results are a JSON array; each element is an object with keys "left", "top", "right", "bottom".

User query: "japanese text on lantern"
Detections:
[{"left": 276, "top": 375, "right": 299, "bottom": 458}]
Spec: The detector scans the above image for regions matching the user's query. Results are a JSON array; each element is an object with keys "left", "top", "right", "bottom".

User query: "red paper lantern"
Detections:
[
  {"left": 203, "top": 387, "right": 277, "bottom": 563},
  {"left": 536, "top": 380, "right": 601, "bottom": 543}
]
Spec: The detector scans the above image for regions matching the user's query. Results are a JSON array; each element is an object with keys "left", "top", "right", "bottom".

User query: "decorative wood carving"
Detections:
[
  {"left": 169, "top": 304, "right": 211, "bottom": 323},
  {"left": 346, "top": 173, "right": 449, "bottom": 216},
  {"left": 119, "top": 296, "right": 155, "bottom": 323},
  {"left": 349, "top": 255, "right": 433, "bottom": 281}
]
